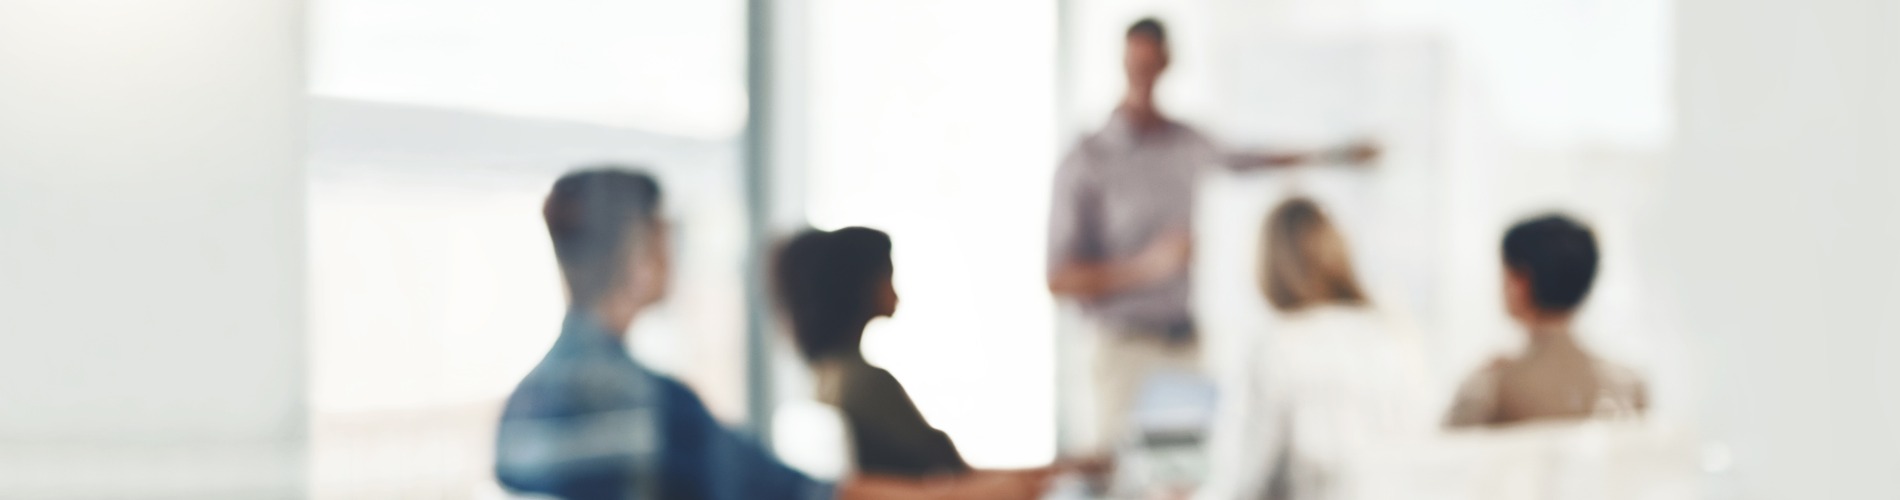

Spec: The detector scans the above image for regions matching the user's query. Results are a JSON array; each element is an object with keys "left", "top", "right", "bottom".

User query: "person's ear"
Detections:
[
  {"left": 1503, "top": 268, "right": 1534, "bottom": 317},
  {"left": 633, "top": 222, "right": 672, "bottom": 308},
  {"left": 875, "top": 275, "right": 899, "bottom": 318}
]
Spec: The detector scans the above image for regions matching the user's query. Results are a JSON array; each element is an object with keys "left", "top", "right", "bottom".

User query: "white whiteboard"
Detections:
[{"left": 1191, "top": 37, "right": 1447, "bottom": 392}]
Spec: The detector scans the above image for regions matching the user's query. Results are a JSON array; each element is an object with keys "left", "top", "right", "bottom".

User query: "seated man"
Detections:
[
  {"left": 1445, "top": 214, "right": 1647, "bottom": 428},
  {"left": 495, "top": 167, "right": 1045, "bottom": 499}
]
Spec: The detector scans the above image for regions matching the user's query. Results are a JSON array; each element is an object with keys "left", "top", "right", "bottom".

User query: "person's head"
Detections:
[
  {"left": 1500, "top": 214, "right": 1599, "bottom": 326},
  {"left": 773, "top": 227, "right": 898, "bottom": 361},
  {"left": 1123, "top": 18, "right": 1171, "bottom": 105},
  {"left": 543, "top": 167, "right": 670, "bottom": 326},
  {"left": 1260, "top": 197, "right": 1369, "bottom": 313}
]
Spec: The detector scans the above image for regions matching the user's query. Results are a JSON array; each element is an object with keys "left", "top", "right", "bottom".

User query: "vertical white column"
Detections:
[
  {"left": 0, "top": 0, "right": 307, "bottom": 497},
  {"left": 1666, "top": 0, "right": 1900, "bottom": 497}
]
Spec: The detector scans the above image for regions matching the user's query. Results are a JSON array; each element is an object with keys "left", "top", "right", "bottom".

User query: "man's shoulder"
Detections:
[
  {"left": 1061, "top": 130, "right": 1112, "bottom": 162},
  {"left": 1166, "top": 119, "right": 1214, "bottom": 140},
  {"left": 644, "top": 370, "right": 711, "bottom": 410},
  {"left": 1166, "top": 121, "right": 1225, "bottom": 160},
  {"left": 503, "top": 350, "right": 703, "bottom": 415}
]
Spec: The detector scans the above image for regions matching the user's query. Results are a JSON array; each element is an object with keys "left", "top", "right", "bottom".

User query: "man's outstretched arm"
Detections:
[
  {"left": 1226, "top": 139, "right": 1381, "bottom": 170},
  {"left": 838, "top": 469, "right": 1053, "bottom": 500}
]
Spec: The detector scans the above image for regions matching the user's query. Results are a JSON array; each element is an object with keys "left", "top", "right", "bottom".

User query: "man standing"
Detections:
[{"left": 1046, "top": 18, "right": 1378, "bottom": 456}]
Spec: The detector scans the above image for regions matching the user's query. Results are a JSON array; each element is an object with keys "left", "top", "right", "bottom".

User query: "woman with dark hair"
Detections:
[
  {"left": 775, "top": 227, "right": 1048, "bottom": 486},
  {"left": 1196, "top": 198, "right": 1432, "bottom": 500}
]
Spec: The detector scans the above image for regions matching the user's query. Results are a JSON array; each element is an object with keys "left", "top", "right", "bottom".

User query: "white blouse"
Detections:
[{"left": 1197, "top": 305, "right": 1434, "bottom": 500}]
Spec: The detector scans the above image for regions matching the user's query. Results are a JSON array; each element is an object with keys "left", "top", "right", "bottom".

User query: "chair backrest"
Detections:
[
  {"left": 1339, "top": 420, "right": 1701, "bottom": 500},
  {"left": 472, "top": 478, "right": 562, "bottom": 500},
  {"left": 772, "top": 398, "right": 855, "bottom": 482}
]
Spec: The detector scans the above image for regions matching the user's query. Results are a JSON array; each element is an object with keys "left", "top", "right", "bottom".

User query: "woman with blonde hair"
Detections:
[{"left": 1196, "top": 197, "right": 1431, "bottom": 500}]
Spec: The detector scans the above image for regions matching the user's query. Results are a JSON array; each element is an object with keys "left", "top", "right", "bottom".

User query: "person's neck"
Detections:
[
  {"left": 1119, "top": 93, "right": 1165, "bottom": 131},
  {"left": 830, "top": 322, "right": 873, "bottom": 361},
  {"left": 822, "top": 347, "right": 867, "bottom": 362},
  {"left": 1522, "top": 317, "right": 1580, "bottom": 354},
  {"left": 584, "top": 299, "right": 640, "bottom": 340}
]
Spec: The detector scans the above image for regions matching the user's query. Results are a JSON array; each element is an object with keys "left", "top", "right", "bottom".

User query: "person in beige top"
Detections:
[{"left": 1445, "top": 214, "right": 1648, "bottom": 428}]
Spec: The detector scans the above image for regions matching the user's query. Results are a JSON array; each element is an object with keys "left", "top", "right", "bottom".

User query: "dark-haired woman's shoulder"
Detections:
[{"left": 813, "top": 355, "right": 912, "bottom": 415}]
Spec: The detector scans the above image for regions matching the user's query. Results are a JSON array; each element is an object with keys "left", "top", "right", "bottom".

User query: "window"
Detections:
[
  {"left": 802, "top": 0, "right": 1060, "bottom": 468},
  {"left": 307, "top": 1, "right": 748, "bottom": 496}
]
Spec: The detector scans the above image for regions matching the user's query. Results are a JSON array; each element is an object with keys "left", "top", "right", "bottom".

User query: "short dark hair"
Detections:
[
  {"left": 1502, "top": 214, "right": 1599, "bottom": 312},
  {"left": 543, "top": 167, "right": 663, "bottom": 306},
  {"left": 1127, "top": 17, "right": 1168, "bottom": 46},
  {"left": 773, "top": 227, "right": 893, "bottom": 361}
]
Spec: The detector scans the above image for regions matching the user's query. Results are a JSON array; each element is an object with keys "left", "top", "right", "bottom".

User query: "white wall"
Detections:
[
  {"left": 0, "top": 0, "right": 307, "bottom": 497},
  {"left": 1665, "top": 0, "right": 1900, "bottom": 497},
  {"left": 1067, "top": 0, "right": 1686, "bottom": 417},
  {"left": 802, "top": 0, "right": 1060, "bottom": 468},
  {"left": 310, "top": 0, "right": 746, "bottom": 139}
]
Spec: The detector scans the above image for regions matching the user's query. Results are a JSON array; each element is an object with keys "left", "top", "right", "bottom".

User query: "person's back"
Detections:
[
  {"left": 1448, "top": 341, "right": 1645, "bottom": 426},
  {"left": 495, "top": 314, "right": 661, "bottom": 499},
  {"left": 1445, "top": 214, "right": 1647, "bottom": 428},
  {"left": 498, "top": 314, "right": 831, "bottom": 499},
  {"left": 811, "top": 353, "right": 968, "bottom": 477},
  {"left": 1252, "top": 307, "right": 1430, "bottom": 498},
  {"left": 1199, "top": 198, "right": 1430, "bottom": 500}
]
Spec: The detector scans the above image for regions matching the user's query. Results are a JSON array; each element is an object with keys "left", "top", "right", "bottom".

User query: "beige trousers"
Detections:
[{"left": 1070, "top": 325, "right": 1202, "bottom": 454}]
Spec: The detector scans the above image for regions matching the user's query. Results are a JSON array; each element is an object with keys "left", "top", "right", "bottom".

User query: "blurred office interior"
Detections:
[{"left": 2, "top": 0, "right": 1899, "bottom": 498}]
